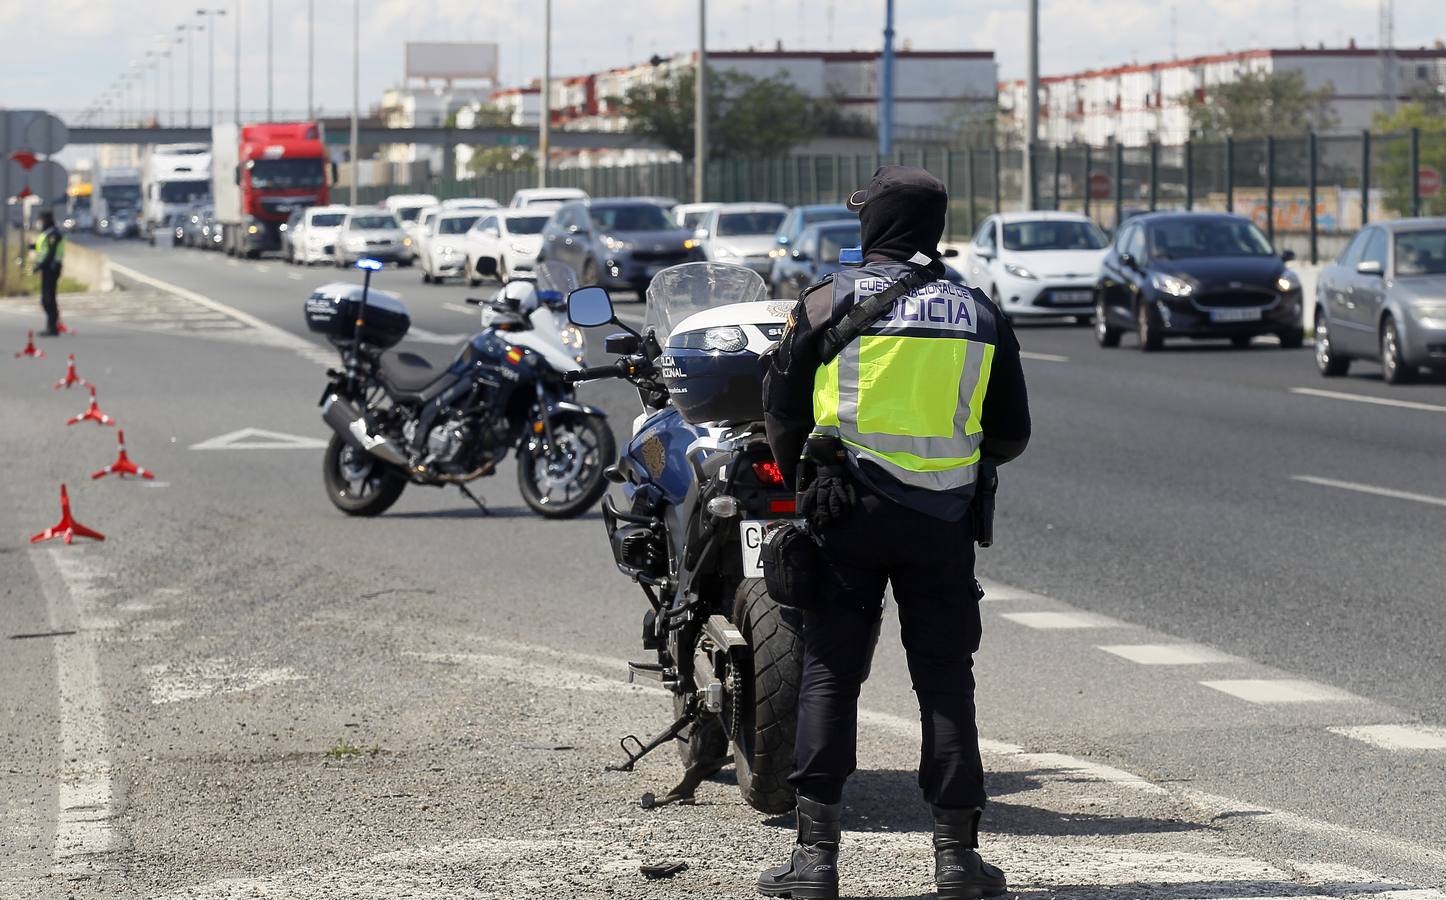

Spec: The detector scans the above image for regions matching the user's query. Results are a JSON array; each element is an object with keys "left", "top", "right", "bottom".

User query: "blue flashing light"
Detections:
[
  {"left": 839, "top": 247, "right": 864, "bottom": 266},
  {"left": 355, "top": 258, "right": 384, "bottom": 271}
]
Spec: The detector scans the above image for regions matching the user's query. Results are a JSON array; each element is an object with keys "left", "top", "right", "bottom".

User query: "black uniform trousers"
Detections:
[
  {"left": 789, "top": 487, "right": 987, "bottom": 810},
  {"left": 40, "top": 266, "right": 61, "bottom": 332}
]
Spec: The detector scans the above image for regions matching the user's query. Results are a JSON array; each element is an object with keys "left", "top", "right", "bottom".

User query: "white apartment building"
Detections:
[
  {"left": 1000, "top": 44, "right": 1446, "bottom": 147},
  {"left": 380, "top": 84, "right": 494, "bottom": 176}
]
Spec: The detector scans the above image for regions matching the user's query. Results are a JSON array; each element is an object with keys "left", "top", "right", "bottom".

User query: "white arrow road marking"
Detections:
[
  {"left": 1290, "top": 386, "right": 1446, "bottom": 414},
  {"left": 189, "top": 428, "right": 330, "bottom": 450},
  {"left": 1291, "top": 475, "right": 1446, "bottom": 509}
]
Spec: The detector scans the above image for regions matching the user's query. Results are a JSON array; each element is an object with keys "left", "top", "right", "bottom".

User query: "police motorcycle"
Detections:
[
  {"left": 563, "top": 262, "right": 804, "bottom": 814},
  {"left": 309, "top": 258, "right": 613, "bottom": 519}
]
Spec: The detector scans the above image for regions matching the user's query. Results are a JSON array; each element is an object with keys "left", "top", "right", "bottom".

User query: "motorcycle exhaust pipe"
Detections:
[{"left": 321, "top": 394, "right": 410, "bottom": 469}]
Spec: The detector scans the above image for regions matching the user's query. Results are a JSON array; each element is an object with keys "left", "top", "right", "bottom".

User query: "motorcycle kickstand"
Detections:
[
  {"left": 606, "top": 708, "right": 693, "bottom": 775},
  {"left": 457, "top": 483, "right": 490, "bottom": 516}
]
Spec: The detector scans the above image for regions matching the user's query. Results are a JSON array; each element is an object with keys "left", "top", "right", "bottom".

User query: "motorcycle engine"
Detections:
[{"left": 422, "top": 414, "right": 473, "bottom": 473}]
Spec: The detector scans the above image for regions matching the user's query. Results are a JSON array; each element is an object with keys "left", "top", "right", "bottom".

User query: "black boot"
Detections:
[
  {"left": 757, "top": 795, "right": 841, "bottom": 899},
  {"left": 932, "top": 805, "right": 1007, "bottom": 899}
]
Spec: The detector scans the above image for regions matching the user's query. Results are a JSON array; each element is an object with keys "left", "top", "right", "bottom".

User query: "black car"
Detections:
[
  {"left": 767, "top": 203, "right": 855, "bottom": 292},
  {"left": 539, "top": 199, "right": 699, "bottom": 294},
  {"left": 770, "top": 219, "right": 966, "bottom": 298},
  {"left": 1095, "top": 212, "right": 1304, "bottom": 351}
]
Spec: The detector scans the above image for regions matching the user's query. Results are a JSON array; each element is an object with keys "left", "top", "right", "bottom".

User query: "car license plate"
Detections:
[
  {"left": 1210, "top": 307, "right": 1263, "bottom": 322},
  {"left": 740, "top": 519, "right": 794, "bottom": 578},
  {"left": 1051, "top": 289, "right": 1092, "bottom": 304}
]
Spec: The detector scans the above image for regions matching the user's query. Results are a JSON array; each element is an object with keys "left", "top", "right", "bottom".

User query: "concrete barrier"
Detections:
[{"left": 62, "top": 242, "right": 114, "bottom": 293}]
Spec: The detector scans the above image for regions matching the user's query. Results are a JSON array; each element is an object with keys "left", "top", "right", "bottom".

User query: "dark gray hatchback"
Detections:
[{"left": 539, "top": 199, "right": 702, "bottom": 294}]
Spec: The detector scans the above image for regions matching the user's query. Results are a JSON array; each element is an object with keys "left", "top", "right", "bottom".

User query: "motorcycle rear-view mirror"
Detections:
[
  {"left": 567, "top": 286, "right": 616, "bottom": 328},
  {"left": 942, "top": 247, "right": 960, "bottom": 258}
]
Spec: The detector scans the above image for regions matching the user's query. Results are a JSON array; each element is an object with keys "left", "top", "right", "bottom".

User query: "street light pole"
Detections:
[
  {"left": 182, "top": 24, "right": 194, "bottom": 127},
  {"left": 350, "top": 0, "right": 359, "bottom": 206},
  {"left": 879, "top": 0, "right": 894, "bottom": 157},
  {"left": 266, "top": 0, "right": 273, "bottom": 120},
  {"left": 694, "top": 0, "right": 707, "bottom": 203},
  {"left": 307, "top": 0, "right": 315, "bottom": 119},
  {"left": 539, "top": 0, "right": 551, "bottom": 188},
  {"left": 1024, "top": 0, "right": 1040, "bottom": 209},
  {"left": 198, "top": 9, "right": 226, "bottom": 127},
  {"left": 234, "top": 0, "right": 242, "bottom": 124}
]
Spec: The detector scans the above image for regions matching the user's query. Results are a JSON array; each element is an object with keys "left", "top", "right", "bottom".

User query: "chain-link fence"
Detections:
[{"left": 356, "top": 129, "right": 1446, "bottom": 265}]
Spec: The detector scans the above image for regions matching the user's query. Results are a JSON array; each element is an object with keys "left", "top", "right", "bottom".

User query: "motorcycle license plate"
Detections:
[
  {"left": 1210, "top": 307, "right": 1263, "bottom": 322},
  {"left": 740, "top": 519, "right": 794, "bottom": 578}
]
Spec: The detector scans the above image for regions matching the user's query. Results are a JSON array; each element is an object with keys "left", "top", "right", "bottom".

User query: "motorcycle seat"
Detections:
[{"left": 377, "top": 349, "right": 459, "bottom": 401}]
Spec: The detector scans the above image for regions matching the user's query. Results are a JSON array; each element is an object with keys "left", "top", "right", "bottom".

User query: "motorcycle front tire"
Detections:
[
  {"left": 731, "top": 577, "right": 804, "bottom": 816},
  {"left": 515, "top": 412, "right": 615, "bottom": 519}
]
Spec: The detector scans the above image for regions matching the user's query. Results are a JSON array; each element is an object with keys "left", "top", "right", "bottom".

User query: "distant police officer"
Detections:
[
  {"left": 758, "top": 165, "right": 1031, "bottom": 900},
  {"left": 32, "top": 211, "right": 66, "bottom": 337}
]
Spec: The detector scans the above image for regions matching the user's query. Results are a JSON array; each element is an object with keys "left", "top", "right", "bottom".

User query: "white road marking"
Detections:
[
  {"left": 1328, "top": 724, "right": 1446, "bottom": 751},
  {"left": 190, "top": 427, "right": 330, "bottom": 450},
  {"left": 404, "top": 650, "right": 668, "bottom": 696},
  {"left": 224, "top": 258, "right": 239, "bottom": 267},
  {"left": 1201, "top": 678, "right": 1361, "bottom": 704},
  {"left": 1098, "top": 642, "right": 1240, "bottom": 665},
  {"left": 1290, "top": 386, "right": 1446, "bottom": 414},
  {"left": 1291, "top": 474, "right": 1446, "bottom": 509},
  {"left": 255, "top": 264, "right": 271, "bottom": 273},
  {"left": 405, "top": 326, "right": 469, "bottom": 344},
  {"left": 145, "top": 659, "right": 304, "bottom": 704},
  {"left": 998, "top": 610, "right": 1127, "bottom": 630},
  {"left": 1020, "top": 350, "right": 1070, "bottom": 363},
  {"left": 443, "top": 302, "right": 478, "bottom": 315},
  {"left": 31, "top": 549, "right": 116, "bottom": 876},
  {"left": 975, "top": 577, "right": 1047, "bottom": 602},
  {"left": 286, "top": 272, "right": 302, "bottom": 281}
]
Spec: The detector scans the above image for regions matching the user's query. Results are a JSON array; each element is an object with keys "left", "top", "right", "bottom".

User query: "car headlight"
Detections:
[
  {"left": 684, "top": 239, "right": 701, "bottom": 250},
  {"left": 713, "top": 245, "right": 735, "bottom": 258},
  {"left": 510, "top": 241, "right": 531, "bottom": 254},
  {"left": 1002, "top": 263, "right": 1037, "bottom": 280},
  {"left": 1413, "top": 302, "right": 1446, "bottom": 326},
  {"left": 602, "top": 234, "right": 629, "bottom": 251},
  {"left": 402, "top": 237, "right": 413, "bottom": 247},
  {"left": 1276, "top": 271, "right": 1300, "bottom": 292},
  {"left": 1151, "top": 273, "right": 1195, "bottom": 297},
  {"left": 279, "top": 223, "right": 288, "bottom": 232},
  {"left": 438, "top": 245, "right": 456, "bottom": 257},
  {"left": 346, "top": 236, "right": 367, "bottom": 248}
]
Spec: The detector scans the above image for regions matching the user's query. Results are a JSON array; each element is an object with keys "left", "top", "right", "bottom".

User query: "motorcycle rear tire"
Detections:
[
  {"left": 515, "top": 413, "right": 615, "bottom": 519},
  {"left": 731, "top": 578, "right": 803, "bottom": 816},
  {"left": 322, "top": 434, "right": 407, "bottom": 517}
]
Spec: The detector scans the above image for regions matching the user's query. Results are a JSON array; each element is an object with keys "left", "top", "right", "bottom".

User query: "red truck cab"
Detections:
[{"left": 214, "top": 121, "right": 330, "bottom": 257}]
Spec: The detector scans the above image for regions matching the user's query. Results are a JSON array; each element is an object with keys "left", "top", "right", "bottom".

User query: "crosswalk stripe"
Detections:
[
  {"left": 1200, "top": 679, "right": 1361, "bottom": 704},
  {"left": 1328, "top": 724, "right": 1446, "bottom": 751},
  {"left": 1098, "top": 643, "right": 1240, "bottom": 665},
  {"left": 999, "top": 611, "right": 1128, "bottom": 630}
]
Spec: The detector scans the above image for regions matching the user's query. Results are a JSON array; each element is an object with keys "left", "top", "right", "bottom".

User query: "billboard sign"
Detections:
[{"left": 405, "top": 42, "right": 499, "bottom": 82}]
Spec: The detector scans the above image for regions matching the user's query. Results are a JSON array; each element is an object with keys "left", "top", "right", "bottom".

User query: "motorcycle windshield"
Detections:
[
  {"left": 535, "top": 261, "right": 579, "bottom": 308},
  {"left": 644, "top": 262, "right": 768, "bottom": 341}
]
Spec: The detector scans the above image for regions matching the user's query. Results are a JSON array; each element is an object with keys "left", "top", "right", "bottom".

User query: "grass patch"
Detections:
[
  {"left": 325, "top": 740, "right": 381, "bottom": 760},
  {"left": 2, "top": 250, "right": 88, "bottom": 298}
]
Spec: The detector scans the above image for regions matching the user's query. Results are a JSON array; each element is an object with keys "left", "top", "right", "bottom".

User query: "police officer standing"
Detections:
[
  {"left": 758, "top": 165, "right": 1031, "bottom": 900},
  {"left": 32, "top": 211, "right": 65, "bottom": 337}
]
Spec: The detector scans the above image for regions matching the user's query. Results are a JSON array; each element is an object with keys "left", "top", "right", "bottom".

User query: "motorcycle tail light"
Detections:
[
  {"left": 769, "top": 498, "right": 797, "bottom": 514},
  {"left": 752, "top": 461, "right": 785, "bottom": 486}
]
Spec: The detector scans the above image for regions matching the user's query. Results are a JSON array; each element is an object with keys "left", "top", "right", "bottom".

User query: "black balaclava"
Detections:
[{"left": 848, "top": 165, "right": 948, "bottom": 266}]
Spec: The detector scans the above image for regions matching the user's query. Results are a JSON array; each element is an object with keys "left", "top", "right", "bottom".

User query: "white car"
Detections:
[
  {"left": 963, "top": 212, "right": 1110, "bottom": 320},
  {"left": 383, "top": 193, "right": 440, "bottom": 257},
  {"left": 441, "top": 197, "right": 499, "bottom": 210},
  {"left": 289, "top": 204, "right": 349, "bottom": 265},
  {"left": 419, "top": 209, "right": 487, "bottom": 284},
  {"left": 509, "top": 187, "right": 588, "bottom": 209},
  {"left": 462, "top": 209, "right": 553, "bottom": 285},
  {"left": 673, "top": 202, "right": 720, "bottom": 232},
  {"left": 697, "top": 203, "right": 789, "bottom": 276}
]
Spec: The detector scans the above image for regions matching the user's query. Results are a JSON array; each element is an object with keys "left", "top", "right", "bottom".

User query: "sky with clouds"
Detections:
[{"left": 2, "top": 0, "right": 1440, "bottom": 121}]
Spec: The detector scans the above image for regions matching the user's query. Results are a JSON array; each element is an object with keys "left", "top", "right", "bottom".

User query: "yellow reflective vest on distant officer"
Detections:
[
  {"left": 34, "top": 228, "right": 65, "bottom": 267},
  {"left": 811, "top": 263, "right": 997, "bottom": 492}
]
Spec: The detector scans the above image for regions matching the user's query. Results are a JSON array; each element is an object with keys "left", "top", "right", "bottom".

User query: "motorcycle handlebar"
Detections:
[{"left": 564, "top": 359, "right": 631, "bottom": 383}]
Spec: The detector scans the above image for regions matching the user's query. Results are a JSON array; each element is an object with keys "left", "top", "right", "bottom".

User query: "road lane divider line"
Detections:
[
  {"left": 998, "top": 611, "right": 1130, "bottom": 630},
  {"left": 1097, "top": 643, "right": 1241, "bottom": 665},
  {"left": 1200, "top": 678, "right": 1362, "bottom": 704},
  {"left": 443, "top": 302, "right": 477, "bottom": 315},
  {"left": 1020, "top": 350, "right": 1070, "bottom": 363},
  {"left": 1291, "top": 475, "right": 1446, "bottom": 509},
  {"left": 1327, "top": 724, "right": 1446, "bottom": 752},
  {"left": 107, "top": 260, "right": 334, "bottom": 367},
  {"left": 1290, "top": 386, "right": 1446, "bottom": 414},
  {"left": 30, "top": 548, "right": 118, "bottom": 877}
]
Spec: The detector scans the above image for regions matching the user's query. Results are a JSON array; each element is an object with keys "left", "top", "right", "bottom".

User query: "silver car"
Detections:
[
  {"left": 334, "top": 210, "right": 413, "bottom": 268},
  {"left": 1315, "top": 218, "right": 1446, "bottom": 383}
]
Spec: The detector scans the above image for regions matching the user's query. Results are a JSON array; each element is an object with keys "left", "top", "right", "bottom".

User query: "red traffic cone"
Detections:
[
  {"left": 91, "top": 430, "right": 154, "bottom": 480},
  {"left": 54, "top": 354, "right": 88, "bottom": 389},
  {"left": 15, "top": 330, "right": 45, "bottom": 359},
  {"left": 29, "top": 484, "right": 105, "bottom": 544},
  {"left": 67, "top": 385, "right": 116, "bottom": 427},
  {"left": 56, "top": 320, "right": 75, "bottom": 335}
]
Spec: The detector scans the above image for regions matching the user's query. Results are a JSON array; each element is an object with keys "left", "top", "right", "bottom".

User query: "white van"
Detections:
[{"left": 508, "top": 187, "right": 588, "bottom": 209}]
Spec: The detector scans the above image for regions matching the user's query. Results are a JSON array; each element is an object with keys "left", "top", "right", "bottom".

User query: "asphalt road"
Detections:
[{"left": 3, "top": 236, "right": 1445, "bottom": 897}]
